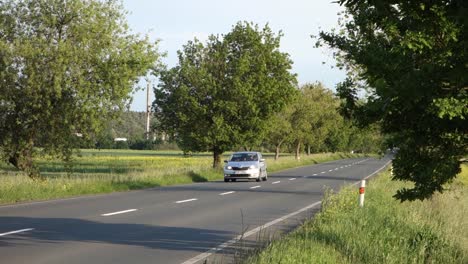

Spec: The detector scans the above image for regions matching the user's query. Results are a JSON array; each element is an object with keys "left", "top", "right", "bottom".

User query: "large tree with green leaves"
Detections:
[
  {"left": 154, "top": 22, "right": 297, "bottom": 168},
  {"left": 0, "top": 0, "right": 160, "bottom": 178},
  {"left": 318, "top": 0, "right": 467, "bottom": 201}
]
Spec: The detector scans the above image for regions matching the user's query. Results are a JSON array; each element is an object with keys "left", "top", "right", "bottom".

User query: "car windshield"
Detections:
[{"left": 230, "top": 153, "right": 258, "bottom": 162}]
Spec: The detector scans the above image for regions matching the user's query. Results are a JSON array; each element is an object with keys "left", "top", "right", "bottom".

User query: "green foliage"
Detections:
[
  {"left": 325, "top": 118, "right": 383, "bottom": 154},
  {"left": 264, "top": 103, "right": 296, "bottom": 159},
  {"left": 264, "top": 82, "right": 383, "bottom": 158},
  {"left": 288, "top": 83, "right": 341, "bottom": 158},
  {"left": 154, "top": 22, "right": 297, "bottom": 168},
  {"left": 318, "top": 0, "right": 468, "bottom": 200},
  {"left": 0, "top": 0, "right": 161, "bottom": 178}
]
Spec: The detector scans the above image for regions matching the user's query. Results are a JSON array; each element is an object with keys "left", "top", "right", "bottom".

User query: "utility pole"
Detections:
[{"left": 146, "top": 79, "right": 151, "bottom": 140}]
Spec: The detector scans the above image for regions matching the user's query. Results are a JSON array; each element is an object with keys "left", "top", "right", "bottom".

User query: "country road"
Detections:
[{"left": 0, "top": 156, "right": 391, "bottom": 264}]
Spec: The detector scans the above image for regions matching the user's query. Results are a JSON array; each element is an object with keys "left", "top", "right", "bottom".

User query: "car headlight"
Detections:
[
  {"left": 226, "top": 166, "right": 232, "bottom": 170},
  {"left": 249, "top": 165, "right": 257, "bottom": 169}
]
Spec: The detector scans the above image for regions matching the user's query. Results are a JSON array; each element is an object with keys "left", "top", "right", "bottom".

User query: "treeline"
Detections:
[
  {"left": 263, "top": 83, "right": 382, "bottom": 160},
  {"left": 86, "top": 83, "right": 382, "bottom": 154}
]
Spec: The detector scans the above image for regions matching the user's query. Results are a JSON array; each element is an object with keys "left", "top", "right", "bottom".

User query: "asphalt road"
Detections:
[{"left": 0, "top": 156, "right": 391, "bottom": 264}]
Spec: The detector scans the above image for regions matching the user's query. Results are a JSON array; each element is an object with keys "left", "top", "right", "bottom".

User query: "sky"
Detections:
[{"left": 122, "top": 0, "right": 345, "bottom": 111}]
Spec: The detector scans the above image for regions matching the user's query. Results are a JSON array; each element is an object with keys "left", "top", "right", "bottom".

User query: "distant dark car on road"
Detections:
[{"left": 223, "top": 151, "right": 267, "bottom": 182}]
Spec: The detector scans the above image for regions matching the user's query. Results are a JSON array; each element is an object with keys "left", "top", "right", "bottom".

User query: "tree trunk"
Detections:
[
  {"left": 275, "top": 140, "right": 284, "bottom": 160},
  {"left": 212, "top": 147, "right": 223, "bottom": 169},
  {"left": 275, "top": 146, "right": 280, "bottom": 160},
  {"left": 307, "top": 145, "right": 311, "bottom": 155},
  {"left": 295, "top": 141, "right": 301, "bottom": 160},
  {"left": 8, "top": 145, "right": 42, "bottom": 180}
]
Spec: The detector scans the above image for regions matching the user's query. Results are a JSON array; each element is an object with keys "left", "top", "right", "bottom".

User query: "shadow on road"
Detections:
[{"left": 0, "top": 217, "right": 233, "bottom": 253}]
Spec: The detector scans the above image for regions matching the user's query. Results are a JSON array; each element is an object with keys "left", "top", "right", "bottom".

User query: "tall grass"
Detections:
[
  {"left": 246, "top": 165, "right": 468, "bottom": 264},
  {"left": 0, "top": 150, "right": 363, "bottom": 204}
]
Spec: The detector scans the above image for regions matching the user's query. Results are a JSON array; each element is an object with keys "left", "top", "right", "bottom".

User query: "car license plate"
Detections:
[{"left": 235, "top": 171, "right": 244, "bottom": 174}]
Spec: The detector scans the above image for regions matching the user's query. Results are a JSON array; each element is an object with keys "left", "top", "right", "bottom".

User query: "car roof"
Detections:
[{"left": 231, "top": 151, "right": 260, "bottom": 154}]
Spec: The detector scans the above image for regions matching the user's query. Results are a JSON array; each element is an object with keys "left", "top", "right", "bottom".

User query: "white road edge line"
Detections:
[
  {"left": 175, "top": 198, "right": 198, "bottom": 204},
  {"left": 250, "top": 186, "right": 261, "bottom": 189},
  {"left": 219, "top": 191, "right": 235, "bottom": 196},
  {"left": 101, "top": 209, "right": 138, "bottom": 216},
  {"left": 181, "top": 201, "right": 322, "bottom": 264},
  {"left": 0, "top": 228, "right": 35, "bottom": 237},
  {"left": 272, "top": 181, "right": 281, "bottom": 184},
  {"left": 313, "top": 174, "right": 317, "bottom": 176},
  {"left": 181, "top": 158, "right": 392, "bottom": 264},
  {"left": 289, "top": 178, "right": 296, "bottom": 181},
  {"left": 361, "top": 160, "right": 392, "bottom": 181}
]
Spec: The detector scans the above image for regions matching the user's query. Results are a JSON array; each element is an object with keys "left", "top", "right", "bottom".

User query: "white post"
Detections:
[
  {"left": 359, "top": 180, "right": 366, "bottom": 207},
  {"left": 146, "top": 79, "right": 151, "bottom": 140}
]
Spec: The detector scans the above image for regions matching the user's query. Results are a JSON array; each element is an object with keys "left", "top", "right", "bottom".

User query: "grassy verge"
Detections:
[
  {"left": 0, "top": 150, "right": 363, "bottom": 205},
  {"left": 245, "top": 165, "right": 468, "bottom": 264}
]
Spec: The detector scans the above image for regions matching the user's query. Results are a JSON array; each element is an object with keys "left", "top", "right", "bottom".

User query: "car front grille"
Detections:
[
  {"left": 232, "top": 167, "right": 249, "bottom": 171},
  {"left": 227, "top": 174, "right": 250, "bottom": 177}
]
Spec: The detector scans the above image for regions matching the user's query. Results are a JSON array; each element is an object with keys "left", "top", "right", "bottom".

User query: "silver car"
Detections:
[{"left": 223, "top": 151, "right": 267, "bottom": 182}]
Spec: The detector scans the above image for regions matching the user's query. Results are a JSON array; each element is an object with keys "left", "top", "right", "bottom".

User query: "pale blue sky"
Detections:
[{"left": 123, "top": 0, "right": 345, "bottom": 111}]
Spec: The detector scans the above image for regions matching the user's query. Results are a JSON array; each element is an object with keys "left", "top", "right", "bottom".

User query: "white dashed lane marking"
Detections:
[
  {"left": 219, "top": 191, "right": 235, "bottom": 196},
  {"left": 101, "top": 209, "right": 137, "bottom": 216},
  {"left": 250, "top": 186, "right": 261, "bottom": 189},
  {"left": 0, "top": 228, "right": 34, "bottom": 237},
  {"left": 272, "top": 181, "right": 281, "bottom": 184},
  {"left": 289, "top": 178, "right": 296, "bottom": 181},
  {"left": 175, "top": 199, "right": 198, "bottom": 204}
]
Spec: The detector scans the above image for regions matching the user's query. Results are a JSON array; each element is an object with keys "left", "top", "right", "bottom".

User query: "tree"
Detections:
[
  {"left": 324, "top": 116, "right": 350, "bottom": 153},
  {"left": 264, "top": 102, "right": 296, "bottom": 160},
  {"left": 0, "top": 0, "right": 161, "bottom": 178},
  {"left": 289, "top": 83, "right": 341, "bottom": 159},
  {"left": 318, "top": 0, "right": 467, "bottom": 201},
  {"left": 154, "top": 22, "right": 297, "bottom": 168}
]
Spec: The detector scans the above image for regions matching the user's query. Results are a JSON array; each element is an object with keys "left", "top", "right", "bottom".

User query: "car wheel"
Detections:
[
  {"left": 224, "top": 178, "right": 229, "bottom": 182},
  {"left": 231, "top": 179, "right": 236, "bottom": 182},
  {"left": 262, "top": 170, "right": 268, "bottom": 181},
  {"left": 256, "top": 176, "right": 261, "bottom": 182}
]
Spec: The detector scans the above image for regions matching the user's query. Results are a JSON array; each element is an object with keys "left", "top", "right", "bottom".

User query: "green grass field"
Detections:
[
  {"left": 245, "top": 165, "right": 468, "bottom": 264},
  {"left": 0, "top": 149, "right": 361, "bottom": 205}
]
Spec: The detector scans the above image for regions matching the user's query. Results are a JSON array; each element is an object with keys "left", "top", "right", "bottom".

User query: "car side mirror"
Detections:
[{"left": 260, "top": 159, "right": 265, "bottom": 162}]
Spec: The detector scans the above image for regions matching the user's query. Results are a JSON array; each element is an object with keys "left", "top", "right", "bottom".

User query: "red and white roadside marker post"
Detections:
[{"left": 359, "top": 180, "right": 366, "bottom": 207}]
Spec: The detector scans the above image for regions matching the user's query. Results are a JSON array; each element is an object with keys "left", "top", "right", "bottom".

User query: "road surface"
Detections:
[{"left": 0, "top": 156, "right": 391, "bottom": 264}]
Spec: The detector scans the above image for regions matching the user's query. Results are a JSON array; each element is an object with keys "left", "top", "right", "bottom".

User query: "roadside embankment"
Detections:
[{"left": 246, "top": 165, "right": 468, "bottom": 264}]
